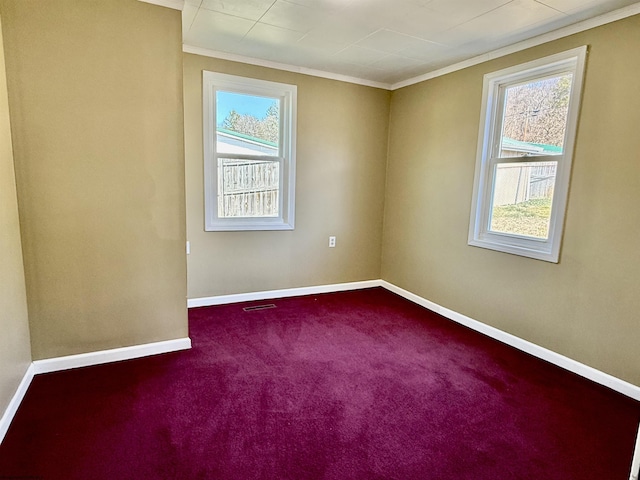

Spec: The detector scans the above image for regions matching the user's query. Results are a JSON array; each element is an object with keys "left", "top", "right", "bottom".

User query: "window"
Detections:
[
  {"left": 203, "top": 71, "right": 297, "bottom": 231},
  {"left": 468, "top": 46, "right": 587, "bottom": 262}
]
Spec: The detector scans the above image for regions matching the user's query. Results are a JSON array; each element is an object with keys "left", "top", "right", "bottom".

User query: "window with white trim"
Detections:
[
  {"left": 468, "top": 47, "right": 587, "bottom": 263},
  {"left": 203, "top": 71, "right": 296, "bottom": 231}
]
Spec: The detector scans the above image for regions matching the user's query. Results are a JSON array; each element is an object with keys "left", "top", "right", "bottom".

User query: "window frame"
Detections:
[
  {"left": 468, "top": 46, "right": 587, "bottom": 263},
  {"left": 203, "top": 71, "right": 297, "bottom": 231}
]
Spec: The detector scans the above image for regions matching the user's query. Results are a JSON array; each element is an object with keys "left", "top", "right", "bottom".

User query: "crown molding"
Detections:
[
  {"left": 392, "top": 2, "right": 640, "bottom": 90},
  {"left": 182, "top": 45, "right": 391, "bottom": 90},
  {"left": 181, "top": 3, "right": 637, "bottom": 90},
  {"left": 137, "top": 0, "right": 184, "bottom": 11}
]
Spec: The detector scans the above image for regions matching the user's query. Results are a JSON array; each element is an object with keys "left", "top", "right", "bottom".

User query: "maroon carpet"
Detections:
[{"left": 1, "top": 288, "right": 638, "bottom": 479}]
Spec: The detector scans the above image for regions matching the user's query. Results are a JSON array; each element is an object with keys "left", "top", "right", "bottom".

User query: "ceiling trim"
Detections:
[
  {"left": 392, "top": 2, "right": 640, "bottom": 90},
  {"left": 137, "top": 0, "right": 184, "bottom": 11},
  {"left": 181, "top": 2, "right": 640, "bottom": 91},
  {"left": 182, "top": 45, "right": 392, "bottom": 90}
]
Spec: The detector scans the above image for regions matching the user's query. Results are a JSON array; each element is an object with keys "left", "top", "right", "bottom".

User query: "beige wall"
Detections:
[
  {"left": 184, "top": 54, "right": 390, "bottom": 298},
  {"left": 0, "top": 0, "right": 635, "bottom": 400},
  {"left": 0, "top": 17, "right": 31, "bottom": 420},
  {"left": 382, "top": 15, "right": 640, "bottom": 385},
  {"left": 0, "top": 0, "right": 187, "bottom": 360}
]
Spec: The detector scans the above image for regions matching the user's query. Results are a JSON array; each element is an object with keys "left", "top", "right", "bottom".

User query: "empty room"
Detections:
[{"left": 0, "top": 0, "right": 639, "bottom": 478}]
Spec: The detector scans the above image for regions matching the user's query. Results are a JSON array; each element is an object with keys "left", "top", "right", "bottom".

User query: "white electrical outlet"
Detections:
[{"left": 329, "top": 236, "right": 336, "bottom": 248}]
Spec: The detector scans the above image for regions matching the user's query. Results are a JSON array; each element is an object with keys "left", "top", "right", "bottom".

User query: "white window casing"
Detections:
[
  {"left": 468, "top": 46, "right": 588, "bottom": 263},
  {"left": 203, "top": 71, "right": 297, "bottom": 231}
]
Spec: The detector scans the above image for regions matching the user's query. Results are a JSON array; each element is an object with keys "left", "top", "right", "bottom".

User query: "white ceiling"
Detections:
[{"left": 182, "top": 0, "right": 640, "bottom": 88}]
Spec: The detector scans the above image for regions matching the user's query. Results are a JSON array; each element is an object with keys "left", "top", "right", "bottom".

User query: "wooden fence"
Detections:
[
  {"left": 217, "top": 159, "right": 279, "bottom": 217},
  {"left": 493, "top": 161, "right": 556, "bottom": 206}
]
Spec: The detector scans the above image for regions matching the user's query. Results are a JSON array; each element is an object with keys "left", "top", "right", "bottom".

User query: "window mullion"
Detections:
[
  {"left": 468, "top": 46, "right": 587, "bottom": 262},
  {"left": 491, "top": 154, "right": 561, "bottom": 165},
  {"left": 216, "top": 153, "right": 284, "bottom": 162},
  {"left": 203, "top": 71, "right": 296, "bottom": 231}
]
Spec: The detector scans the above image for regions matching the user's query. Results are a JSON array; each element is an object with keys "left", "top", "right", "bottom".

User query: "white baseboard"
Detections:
[
  {"left": 187, "top": 280, "right": 382, "bottom": 308},
  {"left": 3, "top": 279, "right": 639, "bottom": 451},
  {"left": 190, "top": 279, "right": 639, "bottom": 400},
  {"left": 631, "top": 422, "right": 640, "bottom": 480},
  {"left": 380, "top": 280, "right": 640, "bottom": 401},
  {"left": 32, "top": 337, "right": 192, "bottom": 375},
  {"left": 0, "top": 363, "right": 35, "bottom": 445},
  {"left": 1, "top": 337, "right": 191, "bottom": 446}
]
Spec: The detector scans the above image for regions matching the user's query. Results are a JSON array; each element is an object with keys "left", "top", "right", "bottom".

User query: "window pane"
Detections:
[
  {"left": 216, "top": 91, "right": 279, "bottom": 156},
  {"left": 217, "top": 158, "right": 279, "bottom": 218},
  {"left": 499, "top": 73, "right": 572, "bottom": 158},
  {"left": 490, "top": 161, "right": 557, "bottom": 239}
]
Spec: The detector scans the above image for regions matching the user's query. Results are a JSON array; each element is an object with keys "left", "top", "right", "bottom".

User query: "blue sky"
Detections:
[{"left": 216, "top": 91, "right": 278, "bottom": 126}]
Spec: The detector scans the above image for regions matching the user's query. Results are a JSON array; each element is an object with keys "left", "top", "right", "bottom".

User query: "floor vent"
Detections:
[{"left": 243, "top": 304, "right": 277, "bottom": 312}]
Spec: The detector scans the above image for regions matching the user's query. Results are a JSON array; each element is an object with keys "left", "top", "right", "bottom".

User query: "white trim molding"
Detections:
[
  {"left": 392, "top": 3, "right": 640, "bottom": 90},
  {"left": 379, "top": 280, "right": 640, "bottom": 401},
  {"left": 32, "top": 337, "right": 192, "bottom": 375},
  {"left": 3, "top": 280, "right": 639, "bottom": 449},
  {"left": 1, "top": 338, "right": 191, "bottom": 445},
  {"left": 188, "top": 280, "right": 382, "bottom": 308},
  {"left": 182, "top": 4, "right": 640, "bottom": 92},
  {"left": 631, "top": 422, "right": 640, "bottom": 480},
  {"left": 467, "top": 46, "right": 587, "bottom": 263},
  {"left": 137, "top": 0, "right": 184, "bottom": 11},
  {"left": 190, "top": 279, "right": 640, "bottom": 401},
  {"left": 0, "top": 364, "right": 35, "bottom": 445},
  {"left": 183, "top": 45, "right": 391, "bottom": 90},
  {"left": 202, "top": 71, "right": 297, "bottom": 231}
]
